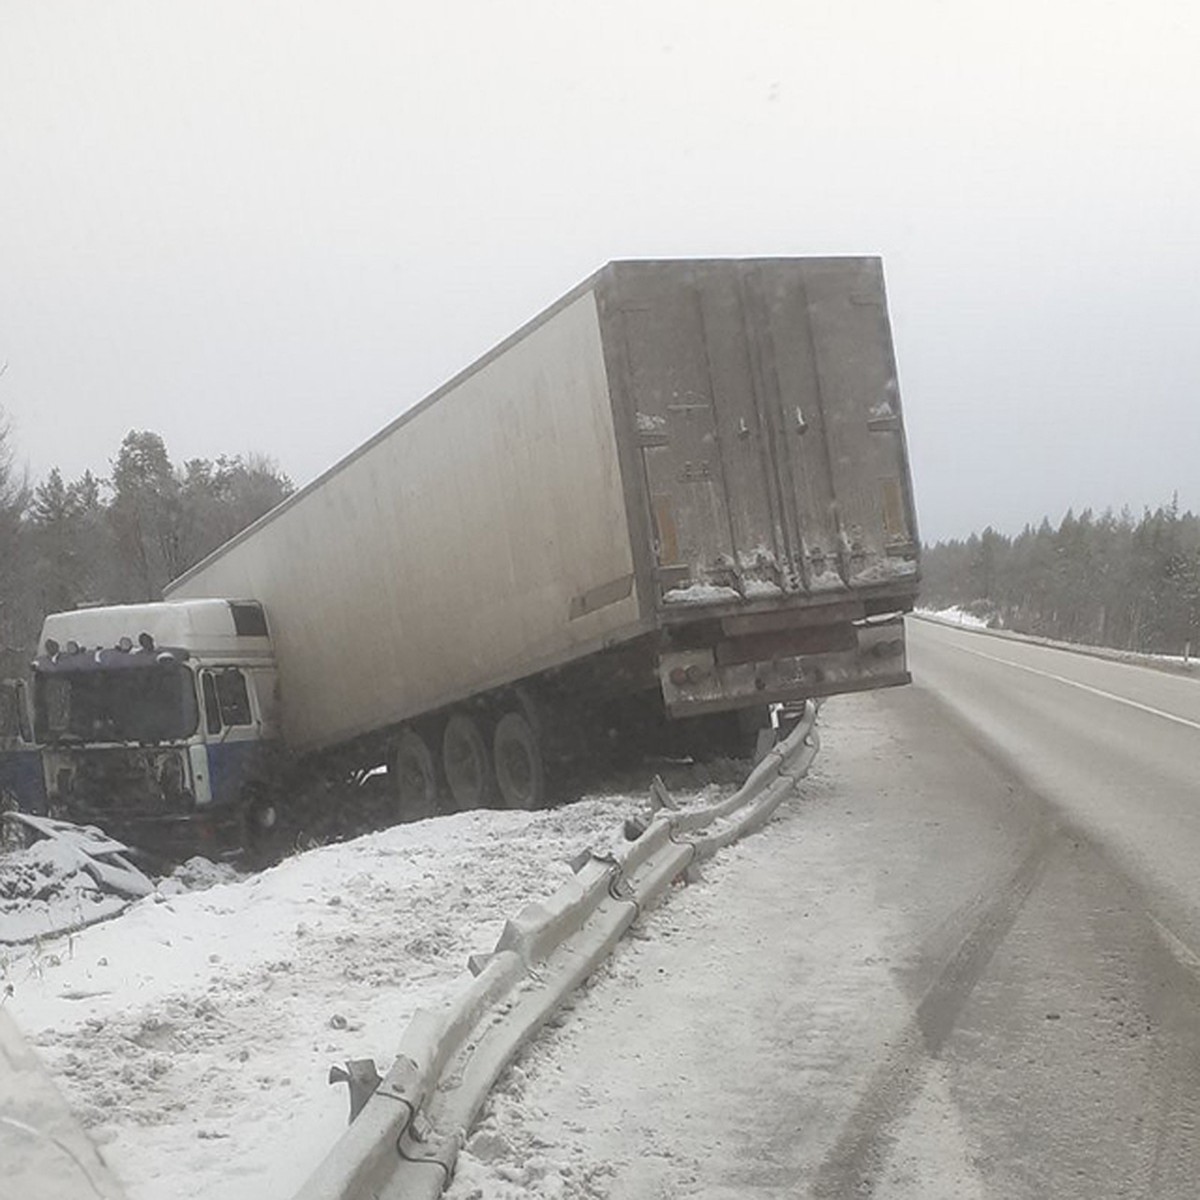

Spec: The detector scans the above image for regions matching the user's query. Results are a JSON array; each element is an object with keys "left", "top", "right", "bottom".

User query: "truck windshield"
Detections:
[{"left": 34, "top": 661, "right": 199, "bottom": 745}]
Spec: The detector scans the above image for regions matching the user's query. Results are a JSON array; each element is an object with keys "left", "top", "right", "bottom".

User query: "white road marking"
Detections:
[{"left": 950, "top": 642, "right": 1200, "bottom": 734}]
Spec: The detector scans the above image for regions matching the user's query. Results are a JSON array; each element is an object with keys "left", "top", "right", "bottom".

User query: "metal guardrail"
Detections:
[
  {"left": 293, "top": 701, "right": 820, "bottom": 1200},
  {"left": 910, "top": 612, "right": 1198, "bottom": 678}
]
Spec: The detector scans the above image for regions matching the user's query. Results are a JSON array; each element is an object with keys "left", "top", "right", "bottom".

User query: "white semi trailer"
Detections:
[{"left": 16, "top": 258, "right": 919, "bottom": 854}]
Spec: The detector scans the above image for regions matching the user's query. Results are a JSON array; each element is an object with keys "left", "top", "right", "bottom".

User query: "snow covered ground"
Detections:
[
  {"left": 440, "top": 702, "right": 878, "bottom": 1200},
  {"left": 0, "top": 780, "right": 739, "bottom": 1200},
  {"left": 437, "top": 689, "right": 1009, "bottom": 1200},
  {"left": 2, "top": 695, "right": 952, "bottom": 1200},
  {"left": 915, "top": 605, "right": 991, "bottom": 629}
]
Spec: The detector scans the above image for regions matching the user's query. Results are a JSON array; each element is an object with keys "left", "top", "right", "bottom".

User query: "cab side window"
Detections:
[
  {"left": 202, "top": 674, "right": 222, "bottom": 735},
  {"left": 15, "top": 682, "right": 32, "bottom": 743},
  {"left": 216, "top": 670, "right": 252, "bottom": 727},
  {"left": 201, "top": 669, "right": 253, "bottom": 732}
]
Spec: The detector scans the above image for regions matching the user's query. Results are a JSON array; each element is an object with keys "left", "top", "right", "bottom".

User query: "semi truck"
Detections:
[{"left": 7, "top": 257, "right": 919, "bottom": 856}]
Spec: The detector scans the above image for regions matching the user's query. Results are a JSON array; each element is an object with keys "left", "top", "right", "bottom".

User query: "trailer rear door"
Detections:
[{"left": 606, "top": 259, "right": 918, "bottom": 611}]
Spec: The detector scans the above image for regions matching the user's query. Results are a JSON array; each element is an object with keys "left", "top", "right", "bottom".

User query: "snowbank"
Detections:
[
  {"left": 0, "top": 786, "right": 731, "bottom": 1200},
  {"left": 915, "top": 605, "right": 992, "bottom": 630}
]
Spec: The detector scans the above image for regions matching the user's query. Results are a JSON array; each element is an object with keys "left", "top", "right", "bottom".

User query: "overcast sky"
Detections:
[{"left": 2, "top": 1, "right": 1197, "bottom": 544}]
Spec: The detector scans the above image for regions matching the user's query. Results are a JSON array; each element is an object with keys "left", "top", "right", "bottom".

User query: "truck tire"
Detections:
[
  {"left": 240, "top": 785, "right": 284, "bottom": 866},
  {"left": 493, "top": 712, "right": 545, "bottom": 810},
  {"left": 1, "top": 799, "right": 28, "bottom": 852},
  {"left": 442, "top": 714, "right": 496, "bottom": 810},
  {"left": 392, "top": 729, "right": 439, "bottom": 821}
]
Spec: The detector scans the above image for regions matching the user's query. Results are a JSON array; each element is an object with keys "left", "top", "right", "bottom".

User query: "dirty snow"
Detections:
[
  {"left": 741, "top": 579, "right": 784, "bottom": 599},
  {"left": 0, "top": 785, "right": 735, "bottom": 1200},
  {"left": 851, "top": 557, "right": 917, "bottom": 585},
  {"left": 661, "top": 584, "right": 741, "bottom": 605},
  {"left": 633, "top": 412, "right": 666, "bottom": 435},
  {"left": 808, "top": 565, "right": 847, "bottom": 592},
  {"left": 1, "top": 701, "right": 951, "bottom": 1200},
  {"left": 441, "top": 693, "right": 984, "bottom": 1200}
]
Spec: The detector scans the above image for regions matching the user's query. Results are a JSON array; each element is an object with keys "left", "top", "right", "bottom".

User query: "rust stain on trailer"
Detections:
[
  {"left": 880, "top": 477, "right": 909, "bottom": 543},
  {"left": 653, "top": 494, "right": 682, "bottom": 567},
  {"left": 568, "top": 574, "right": 635, "bottom": 621}
]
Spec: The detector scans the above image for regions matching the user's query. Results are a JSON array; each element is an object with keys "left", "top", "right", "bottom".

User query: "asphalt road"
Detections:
[
  {"left": 860, "top": 618, "right": 1200, "bottom": 1198},
  {"left": 467, "top": 619, "right": 1200, "bottom": 1199},
  {"left": 909, "top": 618, "right": 1200, "bottom": 952}
]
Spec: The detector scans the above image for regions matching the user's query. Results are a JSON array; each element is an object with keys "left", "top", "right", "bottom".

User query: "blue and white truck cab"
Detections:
[{"left": 26, "top": 599, "right": 280, "bottom": 856}]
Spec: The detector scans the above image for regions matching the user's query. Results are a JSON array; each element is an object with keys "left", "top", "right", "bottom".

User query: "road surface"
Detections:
[{"left": 448, "top": 618, "right": 1200, "bottom": 1199}]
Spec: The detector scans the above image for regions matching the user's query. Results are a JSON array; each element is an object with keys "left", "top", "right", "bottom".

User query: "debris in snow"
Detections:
[{"left": 0, "top": 815, "right": 154, "bottom": 945}]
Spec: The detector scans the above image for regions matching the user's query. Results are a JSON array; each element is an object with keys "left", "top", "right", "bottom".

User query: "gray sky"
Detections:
[{"left": 2, "top": 0, "right": 1197, "bottom": 544}]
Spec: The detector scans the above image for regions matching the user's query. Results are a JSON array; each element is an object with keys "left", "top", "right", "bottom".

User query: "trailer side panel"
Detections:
[{"left": 168, "top": 292, "right": 644, "bottom": 753}]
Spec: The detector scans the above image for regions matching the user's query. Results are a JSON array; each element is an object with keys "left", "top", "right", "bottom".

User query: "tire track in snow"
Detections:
[{"left": 809, "top": 816, "right": 1055, "bottom": 1198}]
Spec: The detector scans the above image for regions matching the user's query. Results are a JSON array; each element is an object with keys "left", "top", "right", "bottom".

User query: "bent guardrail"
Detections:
[{"left": 293, "top": 701, "right": 820, "bottom": 1200}]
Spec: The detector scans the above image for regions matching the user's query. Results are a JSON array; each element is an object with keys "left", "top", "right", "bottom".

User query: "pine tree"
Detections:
[
  {"left": 0, "top": 410, "right": 31, "bottom": 675},
  {"left": 922, "top": 501, "right": 1200, "bottom": 656}
]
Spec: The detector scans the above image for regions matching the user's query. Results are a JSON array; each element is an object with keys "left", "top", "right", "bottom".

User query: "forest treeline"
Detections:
[
  {"left": 0, "top": 409, "right": 292, "bottom": 678},
  {"left": 921, "top": 502, "right": 1200, "bottom": 656}
]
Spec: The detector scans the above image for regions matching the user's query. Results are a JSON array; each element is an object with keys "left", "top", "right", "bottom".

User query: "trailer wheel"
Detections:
[
  {"left": 442, "top": 714, "right": 496, "bottom": 810},
  {"left": 391, "top": 729, "right": 440, "bottom": 821},
  {"left": 492, "top": 712, "right": 545, "bottom": 810}
]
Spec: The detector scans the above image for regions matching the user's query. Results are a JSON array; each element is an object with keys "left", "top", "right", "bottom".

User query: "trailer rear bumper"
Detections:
[{"left": 659, "top": 616, "right": 909, "bottom": 717}]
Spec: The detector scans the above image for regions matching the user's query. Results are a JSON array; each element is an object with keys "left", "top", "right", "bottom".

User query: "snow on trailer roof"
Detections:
[{"left": 40, "top": 599, "right": 270, "bottom": 660}]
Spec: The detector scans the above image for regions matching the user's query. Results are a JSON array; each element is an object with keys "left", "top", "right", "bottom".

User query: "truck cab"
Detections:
[{"left": 29, "top": 599, "right": 279, "bottom": 856}]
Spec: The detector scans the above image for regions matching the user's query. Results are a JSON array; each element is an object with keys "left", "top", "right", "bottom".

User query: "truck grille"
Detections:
[{"left": 48, "top": 747, "right": 193, "bottom": 815}]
